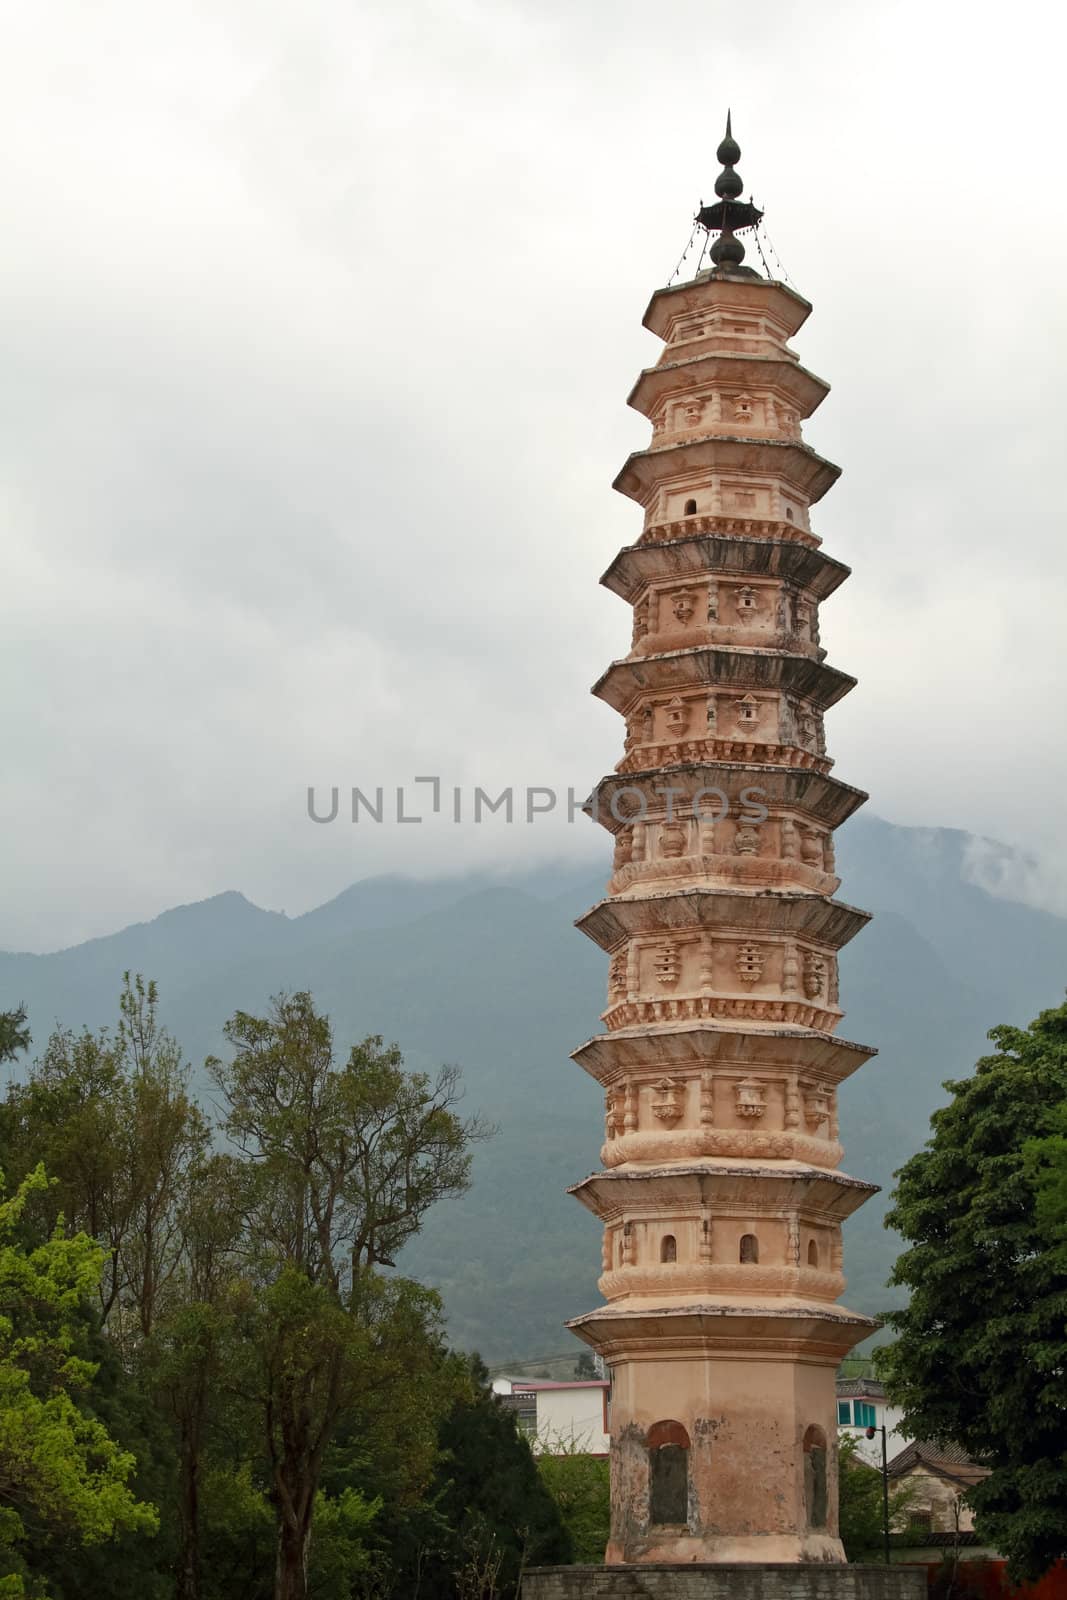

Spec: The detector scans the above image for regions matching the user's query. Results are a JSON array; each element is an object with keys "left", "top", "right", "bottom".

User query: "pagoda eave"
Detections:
[
  {"left": 569, "top": 1163, "right": 878, "bottom": 1223},
  {"left": 640, "top": 512, "right": 822, "bottom": 550},
  {"left": 589, "top": 763, "right": 868, "bottom": 834},
  {"left": 576, "top": 887, "right": 870, "bottom": 951},
  {"left": 592, "top": 647, "right": 856, "bottom": 714},
  {"left": 642, "top": 274, "right": 813, "bottom": 343},
  {"left": 571, "top": 1025, "right": 875, "bottom": 1087},
  {"left": 627, "top": 352, "right": 829, "bottom": 422},
  {"left": 567, "top": 1300, "right": 876, "bottom": 1361},
  {"left": 600, "top": 535, "right": 850, "bottom": 606},
  {"left": 613, "top": 437, "right": 841, "bottom": 509}
]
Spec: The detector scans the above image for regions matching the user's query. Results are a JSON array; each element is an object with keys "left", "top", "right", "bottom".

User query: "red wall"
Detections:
[{"left": 927, "top": 1561, "right": 1067, "bottom": 1600}]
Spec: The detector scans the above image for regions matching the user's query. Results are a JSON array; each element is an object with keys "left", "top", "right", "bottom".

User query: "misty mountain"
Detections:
[{"left": 2, "top": 815, "right": 1065, "bottom": 1362}]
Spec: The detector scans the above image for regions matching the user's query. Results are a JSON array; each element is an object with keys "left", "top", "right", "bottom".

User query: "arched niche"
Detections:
[
  {"left": 660, "top": 1234, "right": 677, "bottom": 1263},
  {"left": 803, "top": 1424, "right": 828, "bottom": 1529},
  {"left": 739, "top": 1232, "right": 759, "bottom": 1264},
  {"left": 807, "top": 1239, "right": 819, "bottom": 1268},
  {"left": 648, "top": 1420, "right": 690, "bottom": 1527}
]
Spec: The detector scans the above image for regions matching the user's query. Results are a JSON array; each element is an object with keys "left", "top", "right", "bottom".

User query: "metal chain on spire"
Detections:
[
  {"left": 757, "top": 224, "right": 797, "bottom": 289},
  {"left": 667, "top": 220, "right": 700, "bottom": 287},
  {"left": 672, "top": 115, "right": 799, "bottom": 290},
  {"left": 752, "top": 220, "right": 774, "bottom": 280}
]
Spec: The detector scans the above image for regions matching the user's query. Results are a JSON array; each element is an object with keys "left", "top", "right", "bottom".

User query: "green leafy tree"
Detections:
[
  {"left": 878, "top": 998, "right": 1067, "bottom": 1582},
  {"left": 0, "top": 1009, "right": 29, "bottom": 1068},
  {"left": 387, "top": 1356, "right": 571, "bottom": 1598},
  {"left": 0, "top": 1165, "right": 158, "bottom": 1596},
  {"left": 145, "top": 1154, "right": 245, "bottom": 1600},
  {"left": 0, "top": 1025, "right": 128, "bottom": 1318},
  {"left": 836, "top": 1434, "right": 914, "bottom": 1562},
  {"left": 305, "top": 1488, "right": 381, "bottom": 1599},
  {"left": 1026, "top": 1098, "right": 1067, "bottom": 1257},
  {"left": 114, "top": 975, "right": 210, "bottom": 1343},
  {"left": 209, "top": 993, "right": 491, "bottom": 1600},
  {"left": 0, "top": 976, "right": 208, "bottom": 1342},
  {"left": 195, "top": 1459, "right": 274, "bottom": 1600},
  {"left": 320, "top": 1288, "right": 466, "bottom": 1528},
  {"left": 537, "top": 1451, "right": 608, "bottom": 1565}
]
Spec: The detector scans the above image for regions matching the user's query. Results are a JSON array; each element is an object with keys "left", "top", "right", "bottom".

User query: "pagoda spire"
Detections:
[{"left": 697, "top": 111, "right": 764, "bottom": 270}]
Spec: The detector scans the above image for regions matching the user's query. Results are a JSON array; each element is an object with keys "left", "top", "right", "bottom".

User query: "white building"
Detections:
[
  {"left": 493, "top": 1372, "right": 899, "bottom": 1465},
  {"left": 835, "top": 1375, "right": 908, "bottom": 1466},
  {"left": 493, "top": 1377, "right": 610, "bottom": 1456}
]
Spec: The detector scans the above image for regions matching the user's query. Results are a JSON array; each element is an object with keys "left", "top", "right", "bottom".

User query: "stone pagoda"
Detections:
[{"left": 566, "top": 120, "right": 880, "bottom": 1567}]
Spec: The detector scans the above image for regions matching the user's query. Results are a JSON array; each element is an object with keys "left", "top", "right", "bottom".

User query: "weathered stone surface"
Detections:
[{"left": 523, "top": 1565, "right": 926, "bottom": 1600}]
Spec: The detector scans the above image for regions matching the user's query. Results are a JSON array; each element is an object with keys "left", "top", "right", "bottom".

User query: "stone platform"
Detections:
[{"left": 523, "top": 1564, "right": 926, "bottom": 1600}]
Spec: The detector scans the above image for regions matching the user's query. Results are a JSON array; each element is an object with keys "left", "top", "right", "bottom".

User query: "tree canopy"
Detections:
[
  {"left": 835, "top": 1435, "right": 914, "bottom": 1562},
  {"left": 0, "top": 979, "right": 518, "bottom": 1600},
  {"left": 0, "top": 1164, "right": 158, "bottom": 1595},
  {"left": 207, "top": 992, "right": 492, "bottom": 1600},
  {"left": 0, "top": 1008, "right": 29, "bottom": 1067},
  {"left": 383, "top": 1356, "right": 571, "bottom": 1597},
  {"left": 878, "top": 997, "right": 1067, "bottom": 1583}
]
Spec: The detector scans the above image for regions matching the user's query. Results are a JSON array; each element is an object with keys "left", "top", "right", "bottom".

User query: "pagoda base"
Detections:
[
  {"left": 523, "top": 1564, "right": 925, "bottom": 1600},
  {"left": 567, "top": 1303, "right": 875, "bottom": 1566}
]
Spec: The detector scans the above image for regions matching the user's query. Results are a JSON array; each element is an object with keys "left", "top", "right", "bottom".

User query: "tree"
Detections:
[
  {"left": 145, "top": 1154, "right": 246, "bottom": 1600},
  {"left": 208, "top": 993, "right": 491, "bottom": 1600},
  {"left": 387, "top": 1357, "right": 571, "bottom": 1599},
  {"left": 0, "top": 977, "right": 210, "bottom": 1597},
  {"left": 877, "top": 998, "right": 1067, "bottom": 1583},
  {"left": 1026, "top": 1098, "right": 1067, "bottom": 1259},
  {"left": 0, "top": 1022, "right": 130, "bottom": 1318},
  {"left": 835, "top": 1435, "right": 914, "bottom": 1562},
  {"left": 537, "top": 1451, "right": 608, "bottom": 1565},
  {"left": 0, "top": 975, "right": 208, "bottom": 1342},
  {"left": 115, "top": 975, "right": 210, "bottom": 1343},
  {"left": 0, "top": 1009, "right": 29, "bottom": 1067},
  {"left": 0, "top": 1164, "right": 158, "bottom": 1595}
]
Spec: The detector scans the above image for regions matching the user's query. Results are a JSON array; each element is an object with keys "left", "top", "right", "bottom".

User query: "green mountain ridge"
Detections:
[{"left": 3, "top": 815, "right": 1065, "bottom": 1360}]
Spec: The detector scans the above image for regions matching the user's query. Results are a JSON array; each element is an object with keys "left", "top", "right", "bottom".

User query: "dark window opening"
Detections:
[
  {"left": 739, "top": 1233, "right": 759, "bottom": 1264},
  {"left": 808, "top": 1240, "right": 819, "bottom": 1268},
  {"left": 684, "top": 499, "right": 697, "bottom": 516},
  {"left": 661, "top": 1234, "right": 677, "bottom": 1263}
]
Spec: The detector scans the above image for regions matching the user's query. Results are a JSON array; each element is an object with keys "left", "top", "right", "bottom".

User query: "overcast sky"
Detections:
[{"left": 3, "top": 0, "right": 1066, "bottom": 953}]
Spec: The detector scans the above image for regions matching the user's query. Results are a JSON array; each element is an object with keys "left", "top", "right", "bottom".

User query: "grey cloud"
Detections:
[{"left": 2, "top": 0, "right": 1066, "bottom": 950}]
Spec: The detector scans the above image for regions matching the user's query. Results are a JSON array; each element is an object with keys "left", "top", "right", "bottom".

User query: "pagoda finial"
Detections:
[
  {"left": 697, "top": 111, "right": 763, "bottom": 273},
  {"left": 716, "top": 110, "right": 740, "bottom": 170}
]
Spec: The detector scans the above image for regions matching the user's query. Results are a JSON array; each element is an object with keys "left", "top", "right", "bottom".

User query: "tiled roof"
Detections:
[
  {"left": 517, "top": 1379, "right": 610, "bottom": 1391},
  {"left": 887, "top": 1439, "right": 989, "bottom": 1485},
  {"left": 836, "top": 1377, "right": 887, "bottom": 1398}
]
